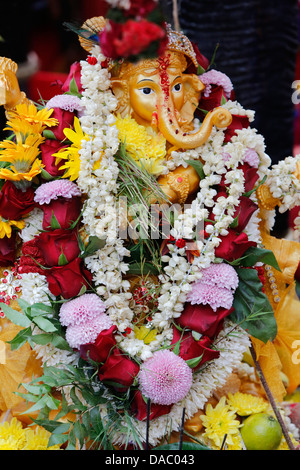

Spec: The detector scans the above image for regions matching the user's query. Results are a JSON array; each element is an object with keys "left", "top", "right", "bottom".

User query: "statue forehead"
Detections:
[{"left": 111, "top": 51, "right": 188, "bottom": 81}]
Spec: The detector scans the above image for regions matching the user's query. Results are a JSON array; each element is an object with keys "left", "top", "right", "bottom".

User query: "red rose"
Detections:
[
  {"left": 98, "top": 347, "right": 140, "bottom": 392},
  {"left": 130, "top": 390, "right": 172, "bottom": 422},
  {"left": 80, "top": 325, "right": 118, "bottom": 363},
  {"left": 19, "top": 238, "right": 45, "bottom": 274},
  {"left": 34, "top": 228, "right": 80, "bottom": 267},
  {"left": 47, "top": 108, "right": 75, "bottom": 141},
  {"left": 41, "top": 196, "right": 82, "bottom": 230},
  {"left": 40, "top": 139, "right": 67, "bottom": 177},
  {"left": 197, "top": 85, "right": 226, "bottom": 119},
  {"left": 218, "top": 162, "right": 259, "bottom": 196},
  {"left": 0, "top": 233, "right": 16, "bottom": 266},
  {"left": 0, "top": 181, "right": 35, "bottom": 221},
  {"left": 224, "top": 114, "right": 250, "bottom": 143},
  {"left": 214, "top": 229, "right": 256, "bottom": 262},
  {"left": 171, "top": 327, "right": 220, "bottom": 371},
  {"left": 192, "top": 42, "right": 210, "bottom": 72},
  {"left": 61, "top": 62, "right": 83, "bottom": 94},
  {"left": 46, "top": 257, "right": 93, "bottom": 299},
  {"left": 124, "top": 0, "right": 157, "bottom": 18},
  {"left": 178, "top": 303, "right": 234, "bottom": 338},
  {"left": 213, "top": 192, "right": 258, "bottom": 233}
]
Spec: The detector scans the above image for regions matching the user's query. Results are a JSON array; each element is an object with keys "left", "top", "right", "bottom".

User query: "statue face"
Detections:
[
  {"left": 111, "top": 51, "right": 232, "bottom": 149},
  {"left": 129, "top": 69, "right": 185, "bottom": 126}
]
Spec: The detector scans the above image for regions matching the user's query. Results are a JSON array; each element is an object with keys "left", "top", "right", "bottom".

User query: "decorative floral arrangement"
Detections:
[{"left": 0, "top": 0, "right": 300, "bottom": 451}]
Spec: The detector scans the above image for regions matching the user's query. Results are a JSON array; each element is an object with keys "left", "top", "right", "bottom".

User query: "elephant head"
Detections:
[{"left": 110, "top": 50, "right": 232, "bottom": 150}]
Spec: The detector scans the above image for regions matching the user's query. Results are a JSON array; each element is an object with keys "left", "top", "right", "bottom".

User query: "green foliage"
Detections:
[{"left": 230, "top": 267, "right": 277, "bottom": 343}]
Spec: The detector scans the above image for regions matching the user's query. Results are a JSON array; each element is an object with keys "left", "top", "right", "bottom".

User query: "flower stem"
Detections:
[{"left": 250, "top": 343, "right": 296, "bottom": 450}]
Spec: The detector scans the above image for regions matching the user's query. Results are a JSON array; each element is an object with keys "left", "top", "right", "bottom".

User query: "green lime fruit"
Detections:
[{"left": 240, "top": 413, "right": 282, "bottom": 450}]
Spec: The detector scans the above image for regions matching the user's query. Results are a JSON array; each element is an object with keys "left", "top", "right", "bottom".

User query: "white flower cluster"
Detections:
[
  {"left": 77, "top": 46, "right": 136, "bottom": 340},
  {"left": 266, "top": 154, "right": 300, "bottom": 213}
]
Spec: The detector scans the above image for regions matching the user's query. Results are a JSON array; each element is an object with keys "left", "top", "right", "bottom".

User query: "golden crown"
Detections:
[{"left": 78, "top": 17, "right": 198, "bottom": 71}]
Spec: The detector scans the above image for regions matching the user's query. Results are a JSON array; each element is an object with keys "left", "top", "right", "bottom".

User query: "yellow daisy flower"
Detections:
[
  {"left": 114, "top": 115, "right": 166, "bottom": 175},
  {"left": 0, "top": 217, "right": 25, "bottom": 238},
  {"left": 23, "top": 427, "right": 61, "bottom": 450},
  {"left": 8, "top": 103, "right": 58, "bottom": 129},
  {"left": 4, "top": 115, "right": 46, "bottom": 136},
  {"left": 53, "top": 116, "right": 90, "bottom": 181},
  {"left": 0, "top": 158, "right": 44, "bottom": 182},
  {"left": 134, "top": 325, "right": 158, "bottom": 344},
  {"left": 200, "top": 396, "right": 241, "bottom": 449},
  {"left": 227, "top": 392, "right": 269, "bottom": 417},
  {"left": 277, "top": 433, "right": 299, "bottom": 450},
  {"left": 0, "top": 418, "right": 27, "bottom": 449}
]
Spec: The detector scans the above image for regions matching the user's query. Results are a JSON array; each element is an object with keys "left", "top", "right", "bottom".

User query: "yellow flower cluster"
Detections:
[
  {"left": 114, "top": 115, "right": 166, "bottom": 175},
  {"left": 0, "top": 103, "right": 58, "bottom": 182},
  {"left": 0, "top": 418, "right": 61, "bottom": 450},
  {"left": 53, "top": 116, "right": 90, "bottom": 181},
  {"left": 200, "top": 393, "right": 271, "bottom": 450}
]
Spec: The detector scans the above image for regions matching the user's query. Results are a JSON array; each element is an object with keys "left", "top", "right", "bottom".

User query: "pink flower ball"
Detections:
[
  {"left": 59, "top": 293, "right": 106, "bottom": 327},
  {"left": 201, "top": 263, "right": 239, "bottom": 291},
  {"left": 66, "top": 314, "right": 113, "bottom": 349},
  {"left": 244, "top": 148, "right": 260, "bottom": 168},
  {"left": 34, "top": 179, "right": 82, "bottom": 205},
  {"left": 139, "top": 350, "right": 193, "bottom": 406},
  {"left": 187, "top": 282, "right": 234, "bottom": 312}
]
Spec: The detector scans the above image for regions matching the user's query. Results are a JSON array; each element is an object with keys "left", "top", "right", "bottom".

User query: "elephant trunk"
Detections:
[{"left": 156, "top": 97, "right": 232, "bottom": 149}]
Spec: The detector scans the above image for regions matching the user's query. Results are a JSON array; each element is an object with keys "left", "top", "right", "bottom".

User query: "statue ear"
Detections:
[
  {"left": 110, "top": 78, "right": 132, "bottom": 117},
  {"left": 180, "top": 74, "right": 205, "bottom": 126}
]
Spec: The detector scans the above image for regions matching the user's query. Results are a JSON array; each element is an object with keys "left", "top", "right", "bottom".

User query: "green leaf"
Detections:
[
  {"left": 50, "top": 212, "right": 61, "bottom": 229},
  {"left": 32, "top": 315, "right": 57, "bottom": 333},
  {"left": 186, "top": 354, "right": 204, "bottom": 369},
  {"left": 197, "top": 64, "right": 206, "bottom": 75},
  {"left": 243, "top": 175, "right": 267, "bottom": 197},
  {"left": 40, "top": 168, "right": 55, "bottom": 181},
  {"left": 0, "top": 303, "right": 32, "bottom": 328},
  {"left": 81, "top": 235, "right": 106, "bottom": 257},
  {"left": 186, "top": 159, "right": 205, "bottom": 179},
  {"left": 239, "top": 246, "right": 281, "bottom": 272},
  {"left": 7, "top": 327, "right": 32, "bottom": 350},
  {"left": 43, "top": 129, "right": 56, "bottom": 139},
  {"left": 48, "top": 433, "right": 69, "bottom": 448},
  {"left": 230, "top": 267, "right": 277, "bottom": 343},
  {"left": 58, "top": 251, "right": 69, "bottom": 266},
  {"left": 127, "top": 261, "right": 159, "bottom": 275},
  {"left": 153, "top": 442, "right": 210, "bottom": 450}
]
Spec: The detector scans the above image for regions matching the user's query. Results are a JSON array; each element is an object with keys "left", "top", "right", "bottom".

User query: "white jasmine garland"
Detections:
[{"left": 266, "top": 154, "right": 300, "bottom": 212}]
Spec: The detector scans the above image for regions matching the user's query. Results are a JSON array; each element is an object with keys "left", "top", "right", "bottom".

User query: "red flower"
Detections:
[
  {"left": 218, "top": 162, "right": 259, "bottom": 194},
  {"left": 47, "top": 108, "right": 75, "bottom": 141},
  {"left": 98, "top": 347, "right": 140, "bottom": 392},
  {"left": 130, "top": 390, "right": 172, "bottom": 422},
  {"left": 213, "top": 191, "right": 258, "bottom": 233},
  {"left": 61, "top": 62, "right": 83, "bottom": 94},
  {"left": 197, "top": 85, "right": 226, "bottom": 119},
  {"left": 223, "top": 114, "right": 250, "bottom": 143},
  {"left": 40, "top": 140, "right": 67, "bottom": 177},
  {"left": 214, "top": 229, "right": 257, "bottom": 262},
  {"left": 177, "top": 303, "right": 234, "bottom": 338},
  {"left": 19, "top": 238, "right": 45, "bottom": 275},
  {"left": 191, "top": 42, "right": 210, "bottom": 72},
  {"left": 41, "top": 196, "right": 82, "bottom": 230},
  {"left": 46, "top": 257, "right": 93, "bottom": 299},
  {"left": 80, "top": 325, "right": 118, "bottom": 363},
  {"left": 99, "top": 19, "right": 166, "bottom": 60},
  {"left": 171, "top": 327, "right": 220, "bottom": 371},
  {"left": 124, "top": 0, "right": 157, "bottom": 18},
  {"left": 34, "top": 228, "right": 80, "bottom": 267},
  {"left": 87, "top": 56, "right": 97, "bottom": 65},
  {"left": 0, "top": 233, "right": 16, "bottom": 266},
  {"left": 0, "top": 181, "right": 35, "bottom": 221}
]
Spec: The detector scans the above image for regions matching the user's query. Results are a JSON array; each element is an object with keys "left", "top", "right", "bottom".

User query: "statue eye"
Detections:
[
  {"left": 140, "top": 87, "right": 154, "bottom": 95},
  {"left": 173, "top": 83, "right": 182, "bottom": 92}
]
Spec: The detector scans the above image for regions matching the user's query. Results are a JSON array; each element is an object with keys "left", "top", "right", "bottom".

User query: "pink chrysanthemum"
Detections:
[
  {"left": 34, "top": 179, "right": 82, "bottom": 205},
  {"left": 187, "top": 282, "right": 234, "bottom": 311},
  {"left": 46, "top": 94, "right": 84, "bottom": 113},
  {"left": 59, "top": 293, "right": 106, "bottom": 327},
  {"left": 201, "top": 263, "right": 239, "bottom": 291},
  {"left": 244, "top": 148, "right": 260, "bottom": 168},
  {"left": 200, "top": 69, "right": 233, "bottom": 98},
  {"left": 139, "top": 350, "right": 193, "bottom": 406},
  {"left": 65, "top": 314, "right": 113, "bottom": 349}
]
